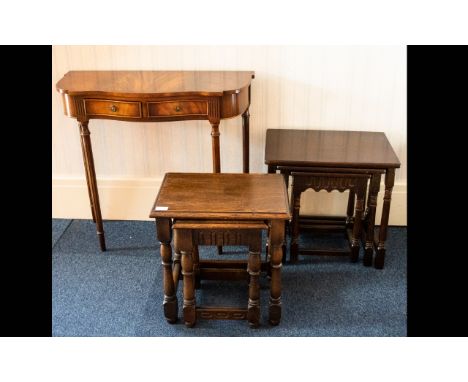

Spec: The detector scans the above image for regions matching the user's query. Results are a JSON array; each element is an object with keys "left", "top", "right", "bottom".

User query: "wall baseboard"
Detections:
[{"left": 52, "top": 177, "right": 407, "bottom": 225}]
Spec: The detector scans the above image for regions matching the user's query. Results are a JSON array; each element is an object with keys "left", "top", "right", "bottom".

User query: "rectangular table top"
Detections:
[
  {"left": 56, "top": 71, "right": 255, "bottom": 97},
  {"left": 265, "top": 129, "right": 400, "bottom": 169},
  {"left": 150, "top": 173, "right": 290, "bottom": 220}
]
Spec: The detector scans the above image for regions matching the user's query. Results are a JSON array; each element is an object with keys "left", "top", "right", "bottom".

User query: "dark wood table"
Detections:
[
  {"left": 56, "top": 70, "right": 255, "bottom": 251},
  {"left": 265, "top": 129, "right": 400, "bottom": 269},
  {"left": 149, "top": 173, "right": 290, "bottom": 327}
]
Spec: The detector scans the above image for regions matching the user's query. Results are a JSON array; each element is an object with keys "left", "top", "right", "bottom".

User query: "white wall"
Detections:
[{"left": 52, "top": 45, "right": 406, "bottom": 224}]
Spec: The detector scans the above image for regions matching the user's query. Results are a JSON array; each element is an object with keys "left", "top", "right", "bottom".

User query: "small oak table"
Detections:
[
  {"left": 290, "top": 171, "right": 370, "bottom": 263},
  {"left": 149, "top": 173, "right": 290, "bottom": 327},
  {"left": 56, "top": 70, "right": 255, "bottom": 251},
  {"left": 265, "top": 129, "right": 400, "bottom": 269}
]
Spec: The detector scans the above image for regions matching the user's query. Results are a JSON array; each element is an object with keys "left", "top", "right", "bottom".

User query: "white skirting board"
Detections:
[{"left": 52, "top": 177, "right": 407, "bottom": 225}]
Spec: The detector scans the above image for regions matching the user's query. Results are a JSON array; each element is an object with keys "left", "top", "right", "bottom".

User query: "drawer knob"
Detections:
[
  {"left": 110, "top": 105, "right": 118, "bottom": 112},
  {"left": 175, "top": 105, "right": 181, "bottom": 112}
]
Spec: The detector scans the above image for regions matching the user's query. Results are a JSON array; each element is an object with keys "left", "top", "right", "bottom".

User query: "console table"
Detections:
[
  {"left": 56, "top": 71, "right": 255, "bottom": 251},
  {"left": 150, "top": 173, "right": 290, "bottom": 326},
  {"left": 265, "top": 129, "right": 400, "bottom": 269}
]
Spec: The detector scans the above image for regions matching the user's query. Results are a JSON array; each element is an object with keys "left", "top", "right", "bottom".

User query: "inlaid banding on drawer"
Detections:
[
  {"left": 84, "top": 99, "right": 142, "bottom": 118},
  {"left": 148, "top": 100, "right": 208, "bottom": 117}
]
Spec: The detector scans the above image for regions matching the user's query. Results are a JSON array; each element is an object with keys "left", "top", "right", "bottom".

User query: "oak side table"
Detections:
[
  {"left": 265, "top": 129, "right": 400, "bottom": 269},
  {"left": 56, "top": 70, "right": 255, "bottom": 251},
  {"left": 290, "top": 171, "right": 369, "bottom": 263},
  {"left": 149, "top": 173, "right": 290, "bottom": 327}
]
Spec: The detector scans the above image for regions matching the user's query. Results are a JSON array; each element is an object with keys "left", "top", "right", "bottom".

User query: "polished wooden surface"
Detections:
[
  {"left": 56, "top": 70, "right": 255, "bottom": 97},
  {"left": 57, "top": 71, "right": 254, "bottom": 121},
  {"left": 150, "top": 173, "right": 290, "bottom": 220},
  {"left": 265, "top": 128, "right": 399, "bottom": 269},
  {"left": 152, "top": 173, "right": 289, "bottom": 327},
  {"left": 56, "top": 71, "right": 254, "bottom": 250},
  {"left": 265, "top": 129, "right": 400, "bottom": 169}
]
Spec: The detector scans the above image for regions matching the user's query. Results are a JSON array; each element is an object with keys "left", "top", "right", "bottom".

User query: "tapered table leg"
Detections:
[
  {"left": 156, "top": 218, "right": 178, "bottom": 323},
  {"left": 79, "top": 129, "right": 96, "bottom": 223},
  {"left": 363, "top": 173, "right": 381, "bottom": 266},
  {"left": 268, "top": 220, "right": 284, "bottom": 325},
  {"left": 79, "top": 121, "right": 106, "bottom": 251},
  {"left": 375, "top": 168, "right": 395, "bottom": 269},
  {"left": 242, "top": 108, "right": 250, "bottom": 173}
]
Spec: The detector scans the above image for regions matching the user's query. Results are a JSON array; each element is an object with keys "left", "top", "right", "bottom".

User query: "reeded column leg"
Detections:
[
  {"left": 178, "top": 228, "right": 196, "bottom": 327},
  {"left": 268, "top": 221, "right": 284, "bottom": 325},
  {"left": 210, "top": 122, "right": 221, "bottom": 173},
  {"left": 79, "top": 121, "right": 106, "bottom": 251},
  {"left": 247, "top": 235, "right": 261, "bottom": 328},
  {"left": 375, "top": 168, "right": 395, "bottom": 269},
  {"left": 210, "top": 122, "right": 222, "bottom": 254},
  {"left": 242, "top": 108, "right": 250, "bottom": 173},
  {"left": 156, "top": 218, "right": 177, "bottom": 323},
  {"left": 363, "top": 174, "right": 381, "bottom": 266},
  {"left": 290, "top": 181, "right": 301, "bottom": 263}
]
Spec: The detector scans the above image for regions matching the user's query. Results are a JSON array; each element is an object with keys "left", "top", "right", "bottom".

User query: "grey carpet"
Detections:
[
  {"left": 52, "top": 219, "right": 72, "bottom": 248},
  {"left": 52, "top": 219, "right": 406, "bottom": 336}
]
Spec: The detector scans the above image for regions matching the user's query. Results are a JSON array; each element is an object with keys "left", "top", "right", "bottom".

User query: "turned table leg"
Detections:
[
  {"left": 290, "top": 181, "right": 301, "bottom": 263},
  {"left": 266, "top": 167, "right": 289, "bottom": 264},
  {"left": 265, "top": 165, "right": 277, "bottom": 264},
  {"left": 79, "top": 121, "right": 106, "bottom": 251},
  {"left": 156, "top": 218, "right": 178, "bottom": 323},
  {"left": 280, "top": 169, "right": 290, "bottom": 262},
  {"left": 193, "top": 245, "right": 201, "bottom": 289},
  {"left": 210, "top": 121, "right": 223, "bottom": 254},
  {"left": 350, "top": 184, "right": 365, "bottom": 263},
  {"left": 79, "top": 126, "right": 96, "bottom": 223},
  {"left": 363, "top": 173, "right": 381, "bottom": 266},
  {"left": 178, "top": 228, "right": 196, "bottom": 327},
  {"left": 268, "top": 220, "right": 284, "bottom": 325},
  {"left": 242, "top": 108, "right": 250, "bottom": 173},
  {"left": 210, "top": 122, "right": 221, "bottom": 173},
  {"left": 375, "top": 168, "right": 395, "bottom": 269},
  {"left": 247, "top": 236, "right": 261, "bottom": 327},
  {"left": 346, "top": 190, "right": 355, "bottom": 228}
]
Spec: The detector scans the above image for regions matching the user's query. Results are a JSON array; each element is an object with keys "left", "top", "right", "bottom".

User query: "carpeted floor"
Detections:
[{"left": 52, "top": 219, "right": 406, "bottom": 336}]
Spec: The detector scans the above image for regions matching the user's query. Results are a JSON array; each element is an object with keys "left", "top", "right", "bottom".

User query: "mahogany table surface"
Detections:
[
  {"left": 265, "top": 129, "right": 401, "bottom": 169},
  {"left": 56, "top": 71, "right": 255, "bottom": 251},
  {"left": 56, "top": 70, "right": 255, "bottom": 97},
  {"left": 150, "top": 173, "right": 290, "bottom": 220}
]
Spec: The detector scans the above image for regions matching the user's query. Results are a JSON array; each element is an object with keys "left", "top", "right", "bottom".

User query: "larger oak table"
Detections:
[
  {"left": 150, "top": 173, "right": 290, "bottom": 326},
  {"left": 56, "top": 71, "right": 255, "bottom": 251},
  {"left": 265, "top": 129, "right": 401, "bottom": 269}
]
